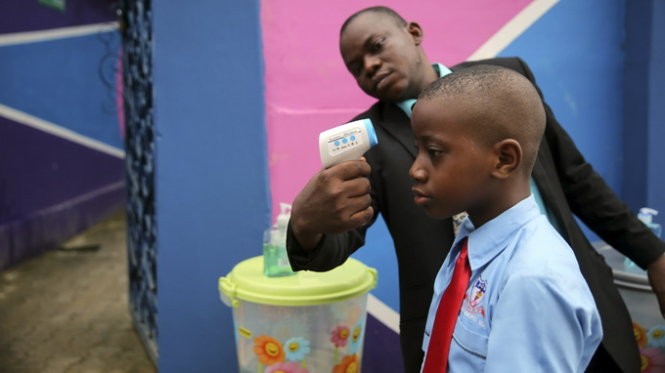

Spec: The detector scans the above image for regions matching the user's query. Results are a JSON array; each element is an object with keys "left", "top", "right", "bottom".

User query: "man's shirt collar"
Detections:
[{"left": 396, "top": 63, "right": 452, "bottom": 118}]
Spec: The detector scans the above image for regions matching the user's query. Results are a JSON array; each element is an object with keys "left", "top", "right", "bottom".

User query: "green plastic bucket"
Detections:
[{"left": 219, "top": 256, "right": 377, "bottom": 373}]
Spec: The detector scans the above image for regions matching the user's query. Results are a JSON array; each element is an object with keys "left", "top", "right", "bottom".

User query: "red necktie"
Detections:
[{"left": 422, "top": 238, "right": 471, "bottom": 373}]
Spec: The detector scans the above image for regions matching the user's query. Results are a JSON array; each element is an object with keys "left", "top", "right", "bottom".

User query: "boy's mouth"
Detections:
[{"left": 411, "top": 188, "right": 431, "bottom": 205}]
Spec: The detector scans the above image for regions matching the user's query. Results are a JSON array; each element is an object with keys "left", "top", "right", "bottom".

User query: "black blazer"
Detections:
[{"left": 288, "top": 57, "right": 663, "bottom": 373}]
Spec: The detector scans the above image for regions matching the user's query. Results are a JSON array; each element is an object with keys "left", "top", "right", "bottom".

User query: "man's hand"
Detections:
[
  {"left": 290, "top": 159, "right": 373, "bottom": 250},
  {"left": 647, "top": 253, "right": 665, "bottom": 318}
]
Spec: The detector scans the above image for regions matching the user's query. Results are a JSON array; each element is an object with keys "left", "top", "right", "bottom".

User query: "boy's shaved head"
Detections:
[{"left": 419, "top": 64, "right": 546, "bottom": 173}]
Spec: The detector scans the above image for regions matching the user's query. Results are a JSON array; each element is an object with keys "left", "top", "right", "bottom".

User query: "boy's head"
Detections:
[
  {"left": 339, "top": 6, "right": 436, "bottom": 103},
  {"left": 409, "top": 64, "right": 546, "bottom": 226}
]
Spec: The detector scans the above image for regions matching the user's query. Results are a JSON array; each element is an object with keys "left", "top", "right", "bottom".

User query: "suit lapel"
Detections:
[{"left": 377, "top": 103, "right": 418, "bottom": 159}]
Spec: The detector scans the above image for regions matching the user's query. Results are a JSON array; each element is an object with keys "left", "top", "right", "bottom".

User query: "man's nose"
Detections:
[{"left": 363, "top": 54, "right": 381, "bottom": 75}]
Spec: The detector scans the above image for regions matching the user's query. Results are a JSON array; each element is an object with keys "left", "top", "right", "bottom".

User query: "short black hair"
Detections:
[
  {"left": 420, "top": 64, "right": 546, "bottom": 173},
  {"left": 340, "top": 6, "right": 407, "bottom": 35}
]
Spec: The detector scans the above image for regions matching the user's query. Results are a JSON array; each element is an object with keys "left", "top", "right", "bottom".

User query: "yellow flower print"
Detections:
[{"left": 333, "top": 354, "right": 359, "bottom": 373}]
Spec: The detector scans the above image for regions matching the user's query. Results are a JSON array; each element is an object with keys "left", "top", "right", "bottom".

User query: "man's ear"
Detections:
[
  {"left": 491, "top": 139, "right": 521, "bottom": 179},
  {"left": 406, "top": 22, "right": 424, "bottom": 45}
]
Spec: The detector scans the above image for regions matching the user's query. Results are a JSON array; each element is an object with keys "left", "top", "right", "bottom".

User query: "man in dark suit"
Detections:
[{"left": 286, "top": 6, "right": 665, "bottom": 373}]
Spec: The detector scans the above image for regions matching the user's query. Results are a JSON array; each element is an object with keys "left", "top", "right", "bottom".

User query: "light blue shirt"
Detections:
[{"left": 422, "top": 196, "right": 602, "bottom": 372}]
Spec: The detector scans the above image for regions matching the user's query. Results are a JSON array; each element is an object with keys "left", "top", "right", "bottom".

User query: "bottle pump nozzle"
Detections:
[
  {"left": 276, "top": 203, "right": 291, "bottom": 229},
  {"left": 638, "top": 207, "right": 659, "bottom": 224}
]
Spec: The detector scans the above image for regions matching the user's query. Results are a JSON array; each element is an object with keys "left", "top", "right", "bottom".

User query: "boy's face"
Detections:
[
  {"left": 409, "top": 97, "right": 497, "bottom": 220},
  {"left": 339, "top": 12, "right": 424, "bottom": 103}
]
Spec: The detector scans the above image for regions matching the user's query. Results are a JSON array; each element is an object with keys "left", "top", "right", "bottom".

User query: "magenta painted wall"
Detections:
[{"left": 261, "top": 0, "right": 531, "bottom": 216}]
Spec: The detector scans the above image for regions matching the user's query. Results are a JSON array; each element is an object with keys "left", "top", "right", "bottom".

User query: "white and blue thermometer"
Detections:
[{"left": 318, "top": 118, "right": 378, "bottom": 168}]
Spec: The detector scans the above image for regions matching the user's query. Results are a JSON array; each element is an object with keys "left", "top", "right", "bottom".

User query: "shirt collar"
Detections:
[
  {"left": 396, "top": 63, "right": 453, "bottom": 118},
  {"left": 452, "top": 195, "right": 541, "bottom": 271}
]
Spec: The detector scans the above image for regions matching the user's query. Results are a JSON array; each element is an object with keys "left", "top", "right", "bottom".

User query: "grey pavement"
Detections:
[{"left": 0, "top": 211, "right": 156, "bottom": 373}]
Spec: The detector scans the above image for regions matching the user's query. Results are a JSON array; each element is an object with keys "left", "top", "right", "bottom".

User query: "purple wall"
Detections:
[
  {"left": 0, "top": 0, "right": 117, "bottom": 34},
  {"left": 0, "top": 0, "right": 125, "bottom": 269}
]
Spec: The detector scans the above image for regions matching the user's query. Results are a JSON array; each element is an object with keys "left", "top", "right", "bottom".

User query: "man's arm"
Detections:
[{"left": 514, "top": 57, "right": 665, "bottom": 316}]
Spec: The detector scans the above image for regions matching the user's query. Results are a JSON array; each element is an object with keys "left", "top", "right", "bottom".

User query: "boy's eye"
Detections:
[{"left": 427, "top": 148, "right": 442, "bottom": 158}]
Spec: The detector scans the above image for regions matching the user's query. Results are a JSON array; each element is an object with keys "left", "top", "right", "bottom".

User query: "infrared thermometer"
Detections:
[{"left": 318, "top": 118, "right": 378, "bottom": 168}]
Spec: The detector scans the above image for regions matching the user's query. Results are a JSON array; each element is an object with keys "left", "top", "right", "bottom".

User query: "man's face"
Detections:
[
  {"left": 409, "top": 97, "right": 496, "bottom": 220},
  {"left": 340, "top": 12, "right": 424, "bottom": 103}
]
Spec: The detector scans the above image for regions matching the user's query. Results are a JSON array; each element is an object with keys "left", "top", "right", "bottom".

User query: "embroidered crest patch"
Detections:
[{"left": 462, "top": 278, "right": 487, "bottom": 328}]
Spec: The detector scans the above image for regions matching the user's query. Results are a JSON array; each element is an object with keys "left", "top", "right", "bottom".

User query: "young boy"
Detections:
[{"left": 409, "top": 65, "right": 603, "bottom": 372}]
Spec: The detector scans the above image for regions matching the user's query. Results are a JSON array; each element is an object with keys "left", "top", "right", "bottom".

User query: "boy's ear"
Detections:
[
  {"left": 406, "top": 22, "right": 424, "bottom": 45},
  {"left": 491, "top": 139, "right": 521, "bottom": 179}
]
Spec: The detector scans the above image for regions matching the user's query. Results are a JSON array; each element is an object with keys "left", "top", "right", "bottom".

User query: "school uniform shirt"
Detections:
[{"left": 422, "top": 195, "right": 603, "bottom": 372}]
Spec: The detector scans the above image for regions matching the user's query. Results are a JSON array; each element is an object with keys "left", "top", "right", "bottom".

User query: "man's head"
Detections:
[
  {"left": 409, "top": 64, "right": 546, "bottom": 226},
  {"left": 339, "top": 6, "right": 438, "bottom": 103}
]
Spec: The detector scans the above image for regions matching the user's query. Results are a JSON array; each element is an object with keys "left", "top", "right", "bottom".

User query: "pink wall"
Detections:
[{"left": 261, "top": 0, "right": 532, "bottom": 217}]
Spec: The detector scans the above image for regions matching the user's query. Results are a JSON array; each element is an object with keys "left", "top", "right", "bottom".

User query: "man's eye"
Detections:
[{"left": 370, "top": 37, "right": 385, "bottom": 52}]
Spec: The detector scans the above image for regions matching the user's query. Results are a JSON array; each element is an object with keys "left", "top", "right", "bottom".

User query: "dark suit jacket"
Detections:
[{"left": 287, "top": 57, "right": 664, "bottom": 373}]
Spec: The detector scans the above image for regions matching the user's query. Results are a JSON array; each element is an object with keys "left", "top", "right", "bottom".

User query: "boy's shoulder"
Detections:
[{"left": 504, "top": 217, "right": 577, "bottom": 272}]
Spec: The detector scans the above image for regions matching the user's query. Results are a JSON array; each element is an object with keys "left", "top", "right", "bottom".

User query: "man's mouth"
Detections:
[{"left": 373, "top": 71, "right": 392, "bottom": 90}]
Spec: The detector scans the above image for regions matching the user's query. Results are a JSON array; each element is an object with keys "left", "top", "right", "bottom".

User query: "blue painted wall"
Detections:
[
  {"left": 623, "top": 0, "right": 665, "bottom": 220},
  {"left": 647, "top": 1, "right": 665, "bottom": 217},
  {"left": 152, "top": 1, "right": 268, "bottom": 372},
  {"left": 0, "top": 1, "right": 124, "bottom": 270}
]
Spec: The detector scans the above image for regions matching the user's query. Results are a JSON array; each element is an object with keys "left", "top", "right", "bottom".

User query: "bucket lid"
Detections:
[{"left": 219, "top": 256, "right": 377, "bottom": 307}]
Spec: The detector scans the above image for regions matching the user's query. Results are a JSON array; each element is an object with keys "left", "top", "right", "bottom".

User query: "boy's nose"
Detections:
[{"left": 409, "top": 161, "right": 426, "bottom": 182}]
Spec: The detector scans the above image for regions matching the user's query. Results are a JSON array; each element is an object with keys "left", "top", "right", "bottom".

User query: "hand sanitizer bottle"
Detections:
[
  {"left": 624, "top": 207, "right": 662, "bottom": 273},
  {"left": 263, "top": 203, "right": 296, "bottom": 277},
  {"left": 638, "top": 207, "right": 662, "bottom": 238}
]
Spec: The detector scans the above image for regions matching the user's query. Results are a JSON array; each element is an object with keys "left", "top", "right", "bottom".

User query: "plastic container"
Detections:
[
  {"left": 219, "top": 256, "right": 377, "bottom": 373},
  {"left": 595, "top": 243, "right": 665, "bottom": 368}
]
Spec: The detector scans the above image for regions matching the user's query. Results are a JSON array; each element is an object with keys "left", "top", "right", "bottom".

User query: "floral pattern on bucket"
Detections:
[
  {"left": 347, "top": 322, "right": 364, "bottom": 355},
  {"left": 333, "top": 354, "right": 359, "bottom": 373},
  {"left": 633, "top": 322, "right": 665, "bottom": 372},
  {"left": 330, "top": 320, "right": 365, "bottom": 368},
  {"left": 251, "top": 320, "right": 366, "bottom": 372},
  {"left": 254, "top": 335, "right": 286, "bottom": 366},
  {"left": 265, "top": 361, "right": 309, "bottom": 373},
  {"left": 254, "top": 334, "right": 311, "bottom": 372}
]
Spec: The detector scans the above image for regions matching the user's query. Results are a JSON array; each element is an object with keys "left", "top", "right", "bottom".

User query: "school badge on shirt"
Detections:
[{"left": 463, "top": 278, "right": 487, "bottom": 328}]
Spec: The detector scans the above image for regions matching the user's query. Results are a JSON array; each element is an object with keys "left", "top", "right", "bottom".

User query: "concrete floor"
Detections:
[{"left": 0, "top": 211, "right": 156, "bottom": 373}]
